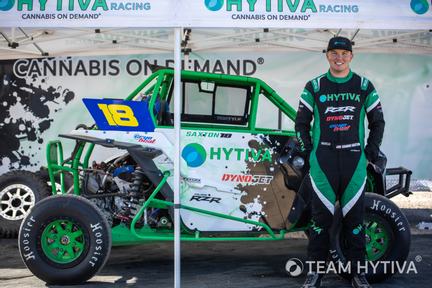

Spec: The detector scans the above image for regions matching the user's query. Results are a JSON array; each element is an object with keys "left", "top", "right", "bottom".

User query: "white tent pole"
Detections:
[{"left": 173, "top": 27, "right": 182, "bottom": 288}]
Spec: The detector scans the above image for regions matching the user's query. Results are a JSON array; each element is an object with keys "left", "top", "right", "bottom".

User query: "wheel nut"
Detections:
[{"left": 60, "top": 235, "right": 70, "bottom": 245}]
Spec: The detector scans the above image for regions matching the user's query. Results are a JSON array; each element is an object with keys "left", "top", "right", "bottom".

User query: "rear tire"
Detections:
[
  {"left": 0, "top": 171, "right": 50, "bottom": 238},
  {"left": 35, "top": 167, "right": 74, "bottom": 192},
  {"left": 18, "top": 195, "right": 111, "bottom": 284},
  {"left": 330, "top": 193, "right": 411, "bottom": 283}
]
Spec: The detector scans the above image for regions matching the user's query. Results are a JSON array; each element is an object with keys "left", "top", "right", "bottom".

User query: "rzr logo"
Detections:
[
  {"left": 190, "top": 194, "right": 221, "bottom": 203},
  {"left": 325, "top": 106, "right": 355, "bottom": 114}
]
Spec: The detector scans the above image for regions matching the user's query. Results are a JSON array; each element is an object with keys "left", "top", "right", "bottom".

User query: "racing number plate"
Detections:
[{"left": 82, "top": 98, "right": 155, "bottom": 132}]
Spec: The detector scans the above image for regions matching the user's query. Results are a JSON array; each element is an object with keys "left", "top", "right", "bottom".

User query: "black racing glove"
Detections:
[{"left": 364, "top": 145, "right": 379, "bottom": 163}]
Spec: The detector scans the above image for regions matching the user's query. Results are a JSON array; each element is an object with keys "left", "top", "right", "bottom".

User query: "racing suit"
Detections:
[{"left": 295, "top": 70, "right": 385, "bottom": 268}]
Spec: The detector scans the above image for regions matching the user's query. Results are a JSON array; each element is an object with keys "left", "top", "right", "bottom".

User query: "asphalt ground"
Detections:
[{"left": 0, "top": 192, "right": 431, "bottom": 288}]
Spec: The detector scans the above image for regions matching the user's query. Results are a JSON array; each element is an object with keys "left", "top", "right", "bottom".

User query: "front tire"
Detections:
[
  {"left": 330, "top": 193, "right": 411, "bottom": 283},
  {"left": 18, "top": 195, "right": 111, "bottom": 284}
]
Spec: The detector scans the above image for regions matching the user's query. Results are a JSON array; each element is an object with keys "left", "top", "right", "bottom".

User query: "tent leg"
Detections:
[{"left": 173, "top": 27, "right": 182, "bottom": 288}]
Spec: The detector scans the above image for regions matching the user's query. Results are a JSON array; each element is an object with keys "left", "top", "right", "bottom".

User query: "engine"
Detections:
[{"left": 81, "top": 153, "right": 172, "bottom": 229}]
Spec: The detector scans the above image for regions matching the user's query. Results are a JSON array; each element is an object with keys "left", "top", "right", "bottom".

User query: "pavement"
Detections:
[{"left": 0, "top": 192, "right": 431, "bottom": 288}]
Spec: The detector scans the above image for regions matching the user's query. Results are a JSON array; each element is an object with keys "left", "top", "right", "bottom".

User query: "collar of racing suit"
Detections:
[{"left": 326, "top": 69, "right": 353, "bottom": 84}]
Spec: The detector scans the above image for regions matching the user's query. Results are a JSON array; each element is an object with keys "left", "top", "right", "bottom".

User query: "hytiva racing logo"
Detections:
[
  {"left": 0, "top": 0, "right": 14, "bottom": 11},
  {"left": 182, "top": 143, "right": 273, "bottom": 168},
  {"left": 182, "top": 143, "right": 207, "bottom": 168},
  {"left": 2, "top": 0, "right": 151, "bottom": 12},
  {"left": 410, "top": 0, "right": 430, "bottom": 15},
  {"left": 205, "top": 0, "right": 224, "bottom": 11},
  {"left": 204, "top": 0, "right": 318, "bottom": 12}
]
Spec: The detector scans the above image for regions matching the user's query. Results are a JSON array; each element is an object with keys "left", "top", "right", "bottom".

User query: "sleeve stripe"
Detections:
[
  {"left": 300, "top": 97, "right": 313, "bottom": 112},
  {"left": 366, "top": 99, "right": 380, "bottom": 113}
]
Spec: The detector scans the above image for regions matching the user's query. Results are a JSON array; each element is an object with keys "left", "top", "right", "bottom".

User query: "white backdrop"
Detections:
[{"left": 1, "top": 51, "right": 431, "bottom": 179}]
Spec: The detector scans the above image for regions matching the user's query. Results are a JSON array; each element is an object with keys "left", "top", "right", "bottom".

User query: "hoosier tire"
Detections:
[
  {"left": 330, "top": 193, "right": 411, "bottom": 283},
  {"left": 35, "top": 167, "right": 74, "bottom": 193},
  {"left": 0, "top": 170, "right": 50, "bottom": 238},
  {"left": 18, "top": 195, "right": 111, "bottom": 284}
]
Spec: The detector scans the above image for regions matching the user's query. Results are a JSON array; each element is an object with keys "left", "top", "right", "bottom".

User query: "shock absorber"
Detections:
[{"left": 121, "top": 167, "right": 145, "bottom": 222}]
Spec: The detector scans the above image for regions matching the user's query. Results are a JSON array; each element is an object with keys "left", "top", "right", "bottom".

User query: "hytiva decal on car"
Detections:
[
  {"left": 209, "top": 147, "right": 272, "bottom": 162},
  {"left": 221, "top": 173, "right": 273, "bottom": 184},
  {"left": 185, "top": 131, "right": 232, "bottom": 138},
  {"left": 181, "top": 143, "right": 273, "bottom": 168},
  {"left": 182, "top": 143, "right": 207, "bottom": 168},
  {"left": 325, "top": 106, "right": 356, "bottom": 114}
]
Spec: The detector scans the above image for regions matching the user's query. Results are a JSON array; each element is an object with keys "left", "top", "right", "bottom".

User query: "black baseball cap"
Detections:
[{"left": 327, "top": 36, "right": 352, "bottom": 52}]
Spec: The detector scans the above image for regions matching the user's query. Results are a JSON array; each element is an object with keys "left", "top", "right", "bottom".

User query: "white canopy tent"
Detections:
[{"left": 1, "top": 1, "right": 431, "bottom": 287}]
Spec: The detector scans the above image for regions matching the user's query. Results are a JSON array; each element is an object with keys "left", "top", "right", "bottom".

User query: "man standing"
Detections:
[{"left": 296, "top": 36, "right": 385, "bottom": 288}]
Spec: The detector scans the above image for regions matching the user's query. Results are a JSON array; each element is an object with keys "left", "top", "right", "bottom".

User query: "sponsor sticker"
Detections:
[
  {"left": 325, "top": 106, "right": 356, "bottom": 114},
  {"left": 221, "top": 173, "right": 273, "bottom": 184}
]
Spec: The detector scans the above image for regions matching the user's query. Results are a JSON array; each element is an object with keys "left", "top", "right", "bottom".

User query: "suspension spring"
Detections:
[{"left": 123, "top": 167, "right": 145, "bottom": 220}]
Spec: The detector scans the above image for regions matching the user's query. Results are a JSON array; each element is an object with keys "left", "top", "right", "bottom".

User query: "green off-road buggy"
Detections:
[{"left": 15, "top": 67, "right": 412, "bottom": 284}]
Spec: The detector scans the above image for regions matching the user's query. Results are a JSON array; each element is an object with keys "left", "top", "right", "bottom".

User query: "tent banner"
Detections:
[{"left": 0, "top": 0, "right": 431, "bottom": 29}]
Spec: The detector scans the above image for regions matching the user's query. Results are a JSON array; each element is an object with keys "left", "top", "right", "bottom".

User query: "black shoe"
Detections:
[
  {"left": 301, "top": 272, "right": 323, "bottom": 288},
  {"left": 351, "top": 273, "right": 372, "bottom": 288}
]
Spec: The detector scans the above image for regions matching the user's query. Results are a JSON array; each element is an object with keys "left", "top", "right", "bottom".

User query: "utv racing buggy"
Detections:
[{"left": 18, "top": 68, "right": 412, "bottom": 284}]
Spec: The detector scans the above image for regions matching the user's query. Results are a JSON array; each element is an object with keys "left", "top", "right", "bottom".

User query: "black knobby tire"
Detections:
[
  {"left": 35, "top": 167, "right": 74, "bottom": 192},
  {"left": 18, "top": 195, "right": 111, "bottom": 284},
  {"left": 330, "top": 193, "right": 411, "bottom": 283},
  {"left": 0, "top": 170, "right": 51, "bottom": 238}
]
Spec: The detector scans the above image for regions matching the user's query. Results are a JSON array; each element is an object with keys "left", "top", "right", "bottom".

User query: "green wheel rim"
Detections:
[
  {"left": 41, "top": 219, "right": 85, "bottom": 264},
  {"left": 365, "top": 216, "right": 390, "bottom": 261}
]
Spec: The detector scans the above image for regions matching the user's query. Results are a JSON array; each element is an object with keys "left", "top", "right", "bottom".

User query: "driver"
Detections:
[{"left": 295, "top": 36, "right": 385, "bottom": 288}]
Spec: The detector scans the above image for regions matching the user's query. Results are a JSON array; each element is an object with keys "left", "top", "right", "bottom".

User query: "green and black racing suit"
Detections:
[{"left": 295, "top": 70, "right": 385, "bottom": 268}]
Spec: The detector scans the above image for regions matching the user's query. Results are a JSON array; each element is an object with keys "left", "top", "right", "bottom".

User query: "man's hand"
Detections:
[{"left": 364, "top": 145, "right": 378, "bottom": 163}]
